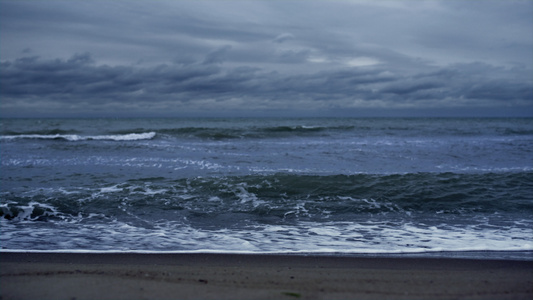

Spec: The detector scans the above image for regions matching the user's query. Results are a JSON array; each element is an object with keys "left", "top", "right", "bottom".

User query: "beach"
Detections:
[{"left": 1, "top": 252, "right": 532, "bottom": 300}]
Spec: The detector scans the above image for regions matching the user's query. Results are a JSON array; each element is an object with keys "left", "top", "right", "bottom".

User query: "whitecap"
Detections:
[{"left": 0, "top": 132, "right": 156, "bottom": 141}]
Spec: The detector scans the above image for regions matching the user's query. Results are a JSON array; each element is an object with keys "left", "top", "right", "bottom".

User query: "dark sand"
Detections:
[{"left": 1, "top": 252, "right": 532, "bottom": 299}]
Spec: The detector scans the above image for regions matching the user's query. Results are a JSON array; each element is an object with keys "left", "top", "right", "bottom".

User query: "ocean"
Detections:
[{"left": 1, "top": 118, "right": 532, "bottom": 260}]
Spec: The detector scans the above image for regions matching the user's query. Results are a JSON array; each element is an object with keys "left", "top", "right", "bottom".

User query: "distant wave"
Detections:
[
  {"left": 152, "top": 125, "right": 356, "bottom": 140},
  {"left": 0, "top": 132, "right": 156, "bottom": 141}
]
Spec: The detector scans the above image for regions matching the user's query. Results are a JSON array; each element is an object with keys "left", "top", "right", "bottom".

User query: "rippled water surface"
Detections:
[{"left": 1, "top": 118, "right": 532, "bottom": 258}]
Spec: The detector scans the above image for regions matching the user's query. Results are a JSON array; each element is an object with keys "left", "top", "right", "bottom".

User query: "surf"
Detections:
[{"left": 0, "top": 132, "right": 156, "bottom": 141}]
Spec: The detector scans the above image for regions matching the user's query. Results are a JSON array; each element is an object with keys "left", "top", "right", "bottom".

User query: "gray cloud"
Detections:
[
  {"left": 203, "top": 46, "right": 233, "bottom": 65},
  {"left": 0, "top": 0, "right": 531, "bottom": 117},
  {"left": 2, "top": 53, "right": 530, "bottom": 117},
  {"left": 273, "top": 33, "right": 295, "bottom": 44}
]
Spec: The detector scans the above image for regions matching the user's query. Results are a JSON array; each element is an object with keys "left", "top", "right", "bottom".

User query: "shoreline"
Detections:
[
  {"left": 2, "top": 249, "right": 532, "bottom": 261},
  {"left": 2, "top": 252, "right": 532, "bottom": 299}
]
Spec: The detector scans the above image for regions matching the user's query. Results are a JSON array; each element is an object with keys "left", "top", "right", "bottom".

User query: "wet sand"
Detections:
[{"left": 1, "top": 252, "right": 532, "bottom": 299}]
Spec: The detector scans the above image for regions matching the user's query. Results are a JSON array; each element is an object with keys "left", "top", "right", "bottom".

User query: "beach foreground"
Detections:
[{"left": 1, "top": 253, "right": 532, "bottom": 300}]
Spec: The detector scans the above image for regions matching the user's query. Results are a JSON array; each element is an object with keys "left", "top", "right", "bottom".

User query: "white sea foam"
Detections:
[
  {"left": 99, "top": 185, "right": 124, "bottom": 193},
  {"left": 2, "top": 216, "right": 531, "bottom": 257},
  {"left": 0, "top": 132, "right": 156, "bottom": 141}
]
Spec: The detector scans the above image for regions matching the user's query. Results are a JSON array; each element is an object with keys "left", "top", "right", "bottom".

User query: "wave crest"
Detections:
[{"left": 0, "top": 132, "right": 156, "bottom": 141}]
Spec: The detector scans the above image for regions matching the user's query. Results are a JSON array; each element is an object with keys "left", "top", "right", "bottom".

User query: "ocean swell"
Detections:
[{"left": 0, "top": 132, "right": 156, "bottom": 141}]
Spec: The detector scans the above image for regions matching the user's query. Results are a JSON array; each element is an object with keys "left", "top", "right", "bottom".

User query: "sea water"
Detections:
[{"left": 1, "top": 118, "right": 532, "bottom": 260}]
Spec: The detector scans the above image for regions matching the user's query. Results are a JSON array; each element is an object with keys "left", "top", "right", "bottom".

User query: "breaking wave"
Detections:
[{"left": 0, "top": 132, "right": 156, "bottom": 141}]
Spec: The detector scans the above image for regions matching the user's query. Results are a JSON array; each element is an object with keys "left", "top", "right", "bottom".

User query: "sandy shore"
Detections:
[{"left": 1, "top": 252, "right": 532, "bottom": 300}]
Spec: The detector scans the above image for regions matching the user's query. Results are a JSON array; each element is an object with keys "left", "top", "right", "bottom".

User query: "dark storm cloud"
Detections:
[
  {"left": 2, "top": 53, "right": 530, "bottom": 116},
  {"left": 0, "top": 0, "right": 532, "bottom": 117}
]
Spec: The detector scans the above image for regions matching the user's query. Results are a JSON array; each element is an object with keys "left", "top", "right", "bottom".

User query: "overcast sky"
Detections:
[{"left": 1, "top": 0, "right": 532, "bottom": 118}]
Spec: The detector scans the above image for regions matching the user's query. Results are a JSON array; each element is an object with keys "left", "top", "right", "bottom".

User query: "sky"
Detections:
[{"left": 0, "top": 0, "right": 532, "bottom": 118}]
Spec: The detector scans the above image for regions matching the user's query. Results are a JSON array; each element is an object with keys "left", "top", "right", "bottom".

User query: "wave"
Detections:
[
  {"left": 2, "top": 172, "right": 531, "bottom": 254},
  {"left": 0, "top": 132, "right": 156, "bottom": 141},
  {"left": 2, "top": 172, "right": 531, "bottom": 222},
  {"left": 105, "top": 123, "right": 533, "bottom": 141},
  {"left": 151, "top": 125, "right": 356, "bottom": 140},
  {"left": 1, "top": 129, "right": 80, "bottom": 136}
]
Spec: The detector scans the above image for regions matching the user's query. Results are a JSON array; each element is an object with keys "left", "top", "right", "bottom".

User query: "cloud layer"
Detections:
[{"left": 1, "top": 0, "right": 532, "bottom": 117}]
